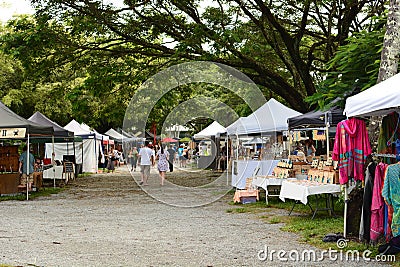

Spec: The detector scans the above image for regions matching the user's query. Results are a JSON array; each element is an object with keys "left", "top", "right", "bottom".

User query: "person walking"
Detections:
[
  {"left": 178, "top": 144, "right": 184, "bottom": 167},
  {"left": 156, "top": 143, "right": 170, "bottom": 186},
  {"left": 128, "top": 147, "right": 139, "bottom": 171},
  {"left": 107, "top": 150, "right": 115, "bottom": 173},
  {"left": 166, "top": 144, "right": 176, "bottom": 172},
  {"left": 137, "top": 141, "right": 154, "bottom": 185}
]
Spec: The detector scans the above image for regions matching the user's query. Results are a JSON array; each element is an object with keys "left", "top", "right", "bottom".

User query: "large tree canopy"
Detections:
[
  {"left": 28, "top": 0, "right": 386, "bottom": 110},
  {"left": 0, "top": 0, "right": 388, "bottom": 132}
]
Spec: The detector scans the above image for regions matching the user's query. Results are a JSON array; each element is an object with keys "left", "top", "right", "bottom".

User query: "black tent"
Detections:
[
  {"left": 288, "top": 106, "right": 346, "bottom": 129},
  {"left": 28, "top": 111, "right": 73, "bottom": 137},
  {"left": 0, "top": 102, "right": 53, "bottom": 137}
]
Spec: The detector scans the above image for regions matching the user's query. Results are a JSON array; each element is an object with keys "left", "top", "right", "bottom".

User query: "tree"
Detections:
[
  {"left": 24, "top": 0, "right": 385, "bottom": 112},
  {"left": 377, "top": 0, "right": 400, "bottom": 83},
  {"left": 305, "top": 16, "right": 386, "bottom": 109}
]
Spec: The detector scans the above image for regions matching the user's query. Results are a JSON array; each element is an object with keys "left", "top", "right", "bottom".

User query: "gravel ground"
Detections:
[{"left": 0, "top": 165, "right": 391, "bottom": 267}]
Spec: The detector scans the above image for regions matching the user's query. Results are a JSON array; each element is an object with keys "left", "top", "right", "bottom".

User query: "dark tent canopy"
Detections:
[
  {"left": 0, "top": 102, "right": 53, "bottom": 136},
  {"left": 288, "top": 106, "right": 346, "bottom": 129},
  {"left": 28, "top": 111, "right": 73, "bottom": 137}
]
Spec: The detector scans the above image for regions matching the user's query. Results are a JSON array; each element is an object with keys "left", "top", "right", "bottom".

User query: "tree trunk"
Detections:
[
  {"left": 377, "top": 0, "right": 400, "bottom": 83},
  {"left": 371, "top": 0, "right": 400, "bottom": 145}
]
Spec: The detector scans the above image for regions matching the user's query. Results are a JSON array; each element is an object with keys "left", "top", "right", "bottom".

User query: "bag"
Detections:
[{"left": 322, "top": 233, "right": 344, "bottom": 242}]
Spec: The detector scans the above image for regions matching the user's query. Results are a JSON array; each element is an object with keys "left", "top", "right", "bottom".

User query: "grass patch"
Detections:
[
  {"left": 268, "top": 216, "right": 282, "bottom": 224},
  {"left": 0, "top": 187, "right": 65, "bottom": 201},
  {"left": 226, "top": 193, "right": 400, "bottom": 264},
  {"left": 78, "top": 172, "right": 92, "bottom": 178}
]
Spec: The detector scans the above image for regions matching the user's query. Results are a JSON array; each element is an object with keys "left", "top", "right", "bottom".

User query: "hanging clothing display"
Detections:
[
  {"left": 377, "top": 112, "right": 400, "bottom": 154},
  {"left": 332, "top": 118, "right": 372, "bottom": 184},
  {"left": 382, "top": 163, "right": 400, "bottom": 238},
  {"left": 370, "top": 162, "right": 388, "bottom": 243},
  {"left": 359, "top": 161, "right": 376, "bottom": 243}
]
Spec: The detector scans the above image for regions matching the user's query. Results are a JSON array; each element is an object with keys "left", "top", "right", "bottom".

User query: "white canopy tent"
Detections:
[
  {"left": 46, "top": 120, "right": 103, "bottom": 173},
  {"left": 226, "top": 98, "right": 302, "bottom": 135},
  {"left": 193, "top": 121, "right": 226, "bottom": 139},
  {"left": 344, "top": 73, "right": 400, "bottom": 117}
]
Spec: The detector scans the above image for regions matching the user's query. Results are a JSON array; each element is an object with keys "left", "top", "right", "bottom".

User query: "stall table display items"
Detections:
[
  {"left": 233, "top": 178, "right": 259, "bottom": 204},
  {"left": 0, "top": 146, "right": 43, "bottom": 194},
  {"left": 0, "top": 146, "right": 22, "bottom": 194}
]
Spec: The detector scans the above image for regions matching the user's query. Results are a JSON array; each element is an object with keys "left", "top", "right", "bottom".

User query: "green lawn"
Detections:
[{"left": 227, "top": 192, "right": 400, "bottom": 265}]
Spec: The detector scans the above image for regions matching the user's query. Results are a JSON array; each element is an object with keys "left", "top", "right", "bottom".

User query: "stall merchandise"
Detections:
[
  {"left": 0, "top": 102, "right": 53, "bottom": 197},
  {"left": 332, "top": 117, "right": 372, "bottom": 184},
  {"left": 344, "top": 73, "right": 400, "bottom": 246}
]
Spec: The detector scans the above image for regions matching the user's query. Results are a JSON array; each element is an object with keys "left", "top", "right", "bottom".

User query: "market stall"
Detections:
[
  {"left": 342, "top": 73, "right": 400, "bottom": 245},
  {"left": 28, "top": 112, "right": 79, "bottom": 185},
  {"left": 0, "top": 102, "right": 53, "bottom": 198},
  {"left": 287, "top": 106, "right": 346, "bottom": 159},
  {"left": 193, "top": 121, "right": 227, "bottom": 169},
  {"left": 227, "top": 98, "right": 302, "bottom": 189},
  {"left": 46, "top": 120, "right": 103, "bottom": 173}
]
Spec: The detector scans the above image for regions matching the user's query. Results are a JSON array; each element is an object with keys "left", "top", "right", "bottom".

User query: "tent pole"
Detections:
[
  {"left": 26, "top": 134, "right": 30, "bottom": 201},
  {"left": 325, "top": 112, "right": 330, "bottom": 160},
  {"left": 52, "top": 135, "right": 55, "bottom": 188},
  {"left": 226, "top": 136, "right": 228, "bottom": 185},
  {"left": 73, "top": 137, "right": 76, "bottom": 179},
  {"left": 344, "top": 184, "right": 348, "bottom": 238}
]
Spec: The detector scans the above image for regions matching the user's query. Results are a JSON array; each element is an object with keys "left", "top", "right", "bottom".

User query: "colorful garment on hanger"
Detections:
[
  {"left": 359, "top": 161, "right": 376, "bottom": 243},
  {"left": 370, "top": 162, "right": 388, "bottom": 242},
  {"left": 382, "top": 164, "right": 400, "bottom": 238},
  {"left": 332, "top": 118, "right": 372, "bottom": 184},
  {"left": 377, "top": 112, "right": 400, "bottom": 154}
]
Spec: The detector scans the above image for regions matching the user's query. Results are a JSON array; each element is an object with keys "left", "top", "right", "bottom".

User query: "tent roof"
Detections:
[
  {"left": 0, "top": 102, "right": 53, "bottom": 136},
  {"left": 194, "top": 121, "right": 226, "bottom": 139},
  {"left": 344, "top": 73, "right": 400, "bottom": 117},
  {"left": 28, "top": 111, "right": 73, "bottom": 137},
  {"left": 105, "top": 128, "right": 135, "bottom": 142},
  {"left": 288, "top": 106, "right": 346, "bottom": 129},
  {"left": 227, "top": 98, "right": 302, "bottom": 135},
  {"left": 64, "top": 120, "right": 102, "bottom": 139},
  {"left": 243, "top": 137, "right": 267, "bottom": 145},
  {"left": 81, "top": 122, "right": 108, "bottom": 141}
]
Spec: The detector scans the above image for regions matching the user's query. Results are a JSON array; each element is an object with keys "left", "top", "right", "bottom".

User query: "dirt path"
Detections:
[{"left": 0, "top": 166, "right": 386, "bottom": 266}]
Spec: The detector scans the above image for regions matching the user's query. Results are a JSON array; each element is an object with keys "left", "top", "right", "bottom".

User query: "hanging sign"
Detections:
[{"left": 0, "top": 128, "right": 26, "bottom": 139}]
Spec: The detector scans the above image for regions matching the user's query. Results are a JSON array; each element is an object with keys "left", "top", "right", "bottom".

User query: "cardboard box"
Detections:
[{"left": 240, "top": 196, "right": 257, "bottom": 204}]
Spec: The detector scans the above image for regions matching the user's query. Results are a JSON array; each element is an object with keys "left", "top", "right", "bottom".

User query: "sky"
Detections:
[
  {"left": 0, "top": 0, "right": 34, "bottom": 23},
  {"left": 0, "top": 0, "right": 218, "bottom": 23}
]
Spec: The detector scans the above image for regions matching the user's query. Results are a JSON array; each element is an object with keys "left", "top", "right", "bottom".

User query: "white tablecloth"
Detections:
[
  {"left": 231, "top": 160, "right": 279, "bottom": 189},
  {"left": 279, "top": 180, "right": 341, "bottom": 205},
  {"left": 43, "top": 166, "right": 64, "bottom": 179},
  {"left": 252, "top": 177, "right": 296, "bottom": 196}
]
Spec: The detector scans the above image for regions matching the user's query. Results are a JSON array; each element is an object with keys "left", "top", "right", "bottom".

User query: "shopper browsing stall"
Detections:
[{"left": 19, "top": 145, "right": 35, "bottom": 191}]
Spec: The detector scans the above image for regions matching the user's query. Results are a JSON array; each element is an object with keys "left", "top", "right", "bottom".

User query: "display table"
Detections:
[
  {"left": 233, "top": 189, "right": 259, "bottom": 203},
  {"left": 43, "top": 166, "right": 64, "bottom": 179},
  {"left": 231, "top": 160, "right": 279, "bottom": 189},
  {"left": 0, "top": 173, "right": 19, "bottom": 195},
  {"left": 252, "top": 176, "right": 297, "bottom": 204},
  {"left": 43, "top": 165, "right": 74, "bottom": 184},
  {"left": 279, "top": 180, "right": 341, "bottom": 219}
]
